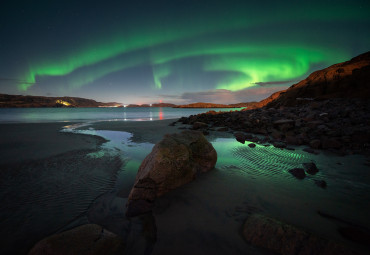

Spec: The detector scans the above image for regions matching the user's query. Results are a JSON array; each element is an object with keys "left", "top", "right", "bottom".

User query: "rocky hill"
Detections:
[
  {"left": 0, "top": 94, "right": 122, "bottom": 108},
  {"left": 264, "top": 51, "right": 370, "bottom": 107},
  {"left": 126, "top": 103, "right": 176, "bottom": 107}
]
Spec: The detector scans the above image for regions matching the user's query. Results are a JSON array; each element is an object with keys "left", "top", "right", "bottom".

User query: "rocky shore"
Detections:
[{"left": 177, "top": 98, "right": 370, "bottom": 156}]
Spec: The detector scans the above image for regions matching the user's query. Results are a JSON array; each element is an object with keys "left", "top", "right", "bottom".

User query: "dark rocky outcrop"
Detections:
[
  {"left": 127, "top": 130, "right": 217, "bottom": 217},
  {"left": 267, "top": 51, "right": 370, "bottom": 108},
  {"left": 242, "top": 214, "right": 359, "bottom": 255},
  {"left": 28, "top": 224, "right": 125, "bottom": 255},
  {"left": 314, "top": 179, "right": 327, "bottom": 188},
  {"left": 176, "top": 52, "right": 370, "bottom": 155}
]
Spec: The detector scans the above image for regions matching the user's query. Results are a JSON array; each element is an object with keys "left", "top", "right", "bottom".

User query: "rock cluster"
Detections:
[{"left": 178, "top": 98, "right": 370, "bottom": 155}]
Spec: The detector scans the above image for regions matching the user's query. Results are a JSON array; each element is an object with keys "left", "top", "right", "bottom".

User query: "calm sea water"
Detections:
[{"left": 0, "top": 107, "right": 241, "bottom": 123}]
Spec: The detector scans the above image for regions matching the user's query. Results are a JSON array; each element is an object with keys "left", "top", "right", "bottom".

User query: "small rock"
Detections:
[
  {"left": 273, "top": 141, "right": 287, "bottom": 148},
  {"left": 271, "top": 129, "right": 283, "bottom": 139},
  {"left": 248, "top": 143, "right": 256, "bottom": 148},
  {"left": 322, "top": 138, "right": 342, "bottom": 149},
  {"left": 303, "top": 148, "right": 319, "bottom": 155},
  {"left": 285, "top": 135, "right": 298, "bottom": 145},
  {"left": 303, "top": 162, "right": 319, "bottom": 175},
  {"left": 314, "top": 180, "right": 327, "bottom": 188},
  {"left": 338, "top": 226, "right": 370, "bottom": 246},
  {"left": 288, "top": 168, "right": 306, "bottom": 179},
  {"left": 192, "top": 121, "right": 208, "bottom": 130},
  {"left": 234, "top": 132, "right": 247, "bottom": 144},
  {"left": 273, "top": 119, "right": 295, "bottom": 132},
  {"left": 216, "top": 127, "right": 228, "bottom": 131},
  {"left": 310, "top": 139, "right": 321, "bottom": 149},
  {"left": 273, "top": 119, "right": 295, "bottom": 125}
]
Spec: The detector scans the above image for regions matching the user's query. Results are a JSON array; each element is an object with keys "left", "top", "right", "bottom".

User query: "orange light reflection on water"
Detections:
[{"left": 159, "top": 107, "right": 164, "bottom": 120}]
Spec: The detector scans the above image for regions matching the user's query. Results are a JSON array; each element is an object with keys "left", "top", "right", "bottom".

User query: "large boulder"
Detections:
[
  {"left": 243, "top": 214, "right": 358, "bottom": 255},
  {"left": 28, "top": 224, "right": 125, "bottom": 255},
  {"left": 127, "top": 130, "right": 217, "bottom": 216}
]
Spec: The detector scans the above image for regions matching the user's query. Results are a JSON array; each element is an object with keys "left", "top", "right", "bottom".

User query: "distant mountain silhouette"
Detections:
[
  {"left": 126, "top": 103, "right": 176, "bottom": 107},
  {"left": 0, "top": 94, "right": 122, "bottom": 108}
]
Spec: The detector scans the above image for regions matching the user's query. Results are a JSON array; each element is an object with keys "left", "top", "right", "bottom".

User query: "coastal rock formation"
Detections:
[
  {"left": 127, "top": 130, "right": 217, "bottom": 216},
  {"left": 242, "top": 214, "right": 358, "bottom": 255},
  {"left": 28, "top": 224, "right": 125, "bottom": 255},
  {"left": 177, "top": 52, "right": 370, "bottom": 155},
  {"left": 179, "top": 98, "right": 370, "bottom": 155},
  {"left": 267, "top": 51, "right": 370, "bottom": 107}
]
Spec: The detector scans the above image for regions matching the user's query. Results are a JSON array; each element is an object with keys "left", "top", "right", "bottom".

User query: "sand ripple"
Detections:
[{"left": 0, "top": 149, "right": 122, "bottom": 254}]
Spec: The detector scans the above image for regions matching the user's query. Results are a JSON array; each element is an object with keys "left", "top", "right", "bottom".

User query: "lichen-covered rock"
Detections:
[
  {"left": 28, "top": 224, "right": 125, "bottom": 255},
  {"left": 242, "top": 214, "right": 358, "bottom": 255},
  {"left": 127, "top": 130, "right": 217, "bottom": 216}
]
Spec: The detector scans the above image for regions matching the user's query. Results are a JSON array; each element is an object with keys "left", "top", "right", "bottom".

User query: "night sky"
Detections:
[{"left": 1, "top": 0, "right": 369, "bottom": 104}]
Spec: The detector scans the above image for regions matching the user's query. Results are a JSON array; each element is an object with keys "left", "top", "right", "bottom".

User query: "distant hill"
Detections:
[
  {"left": 0, "top": 94, "right": 122, "bottom": 108},
  {"left": 252, "top": 51, "right": 370, "bottom": 108},
  {"left": 174, "top": 102, "right": 253, "bottom": 108},
  {"left": 126, "top": 103, "right": 176, "bottom": 107}
]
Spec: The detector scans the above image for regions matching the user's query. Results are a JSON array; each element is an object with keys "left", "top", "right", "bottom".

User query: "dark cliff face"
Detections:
[
  {"left": 0, "top": 94, "right": 122, "bottom": 108},
  {"left": 265, "top": 51, "right": 370, "bottom": 108}
]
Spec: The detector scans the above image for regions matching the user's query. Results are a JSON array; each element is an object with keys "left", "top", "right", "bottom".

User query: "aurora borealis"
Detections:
[{"left": 1, "top": 0, "right": 369, "bottom": 104}]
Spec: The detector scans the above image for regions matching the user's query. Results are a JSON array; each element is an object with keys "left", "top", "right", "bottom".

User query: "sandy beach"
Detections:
[{"left": 1, "top": 119, "right": 370, "bottom": 254}]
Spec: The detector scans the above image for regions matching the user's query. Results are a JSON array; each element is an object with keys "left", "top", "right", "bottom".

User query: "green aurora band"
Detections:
[{"left": 18, "top": 1, "right": 370, "bottom": 92}]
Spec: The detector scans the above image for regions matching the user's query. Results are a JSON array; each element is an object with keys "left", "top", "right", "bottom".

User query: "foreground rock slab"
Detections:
[
  {"left": 29, "top": 224, "right": 125, "bottom": 255},
  {"left": 127, "top": 130, "right": 217, "bottom": 216},
  {"left": 243, "top": 214, "right": 359, "bottom": 255}
]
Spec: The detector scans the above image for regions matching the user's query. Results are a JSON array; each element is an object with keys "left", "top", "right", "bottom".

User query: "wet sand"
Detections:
[
  {"left": 0, "top": 122, "right": 119, "bottom": 254},
  {"left": 1, "top": 120, "right": 370, "bottom": 254},
  {"left": 0, "top": 122, "right": 106, "bottom": 164},
  {"left": 77, "top": 118, "right": 180, "bottom": 144}
]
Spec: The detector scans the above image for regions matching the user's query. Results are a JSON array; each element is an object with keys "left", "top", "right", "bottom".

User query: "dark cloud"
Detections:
[
  {"left": 253, "top": 80, "right": 297, "bottom": 86},
  {"left": 160, "top": 87, "right": 288, "bottom": 104},
  {"left": 0, "top": 78, "right": 35, "bottom": 85}
]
